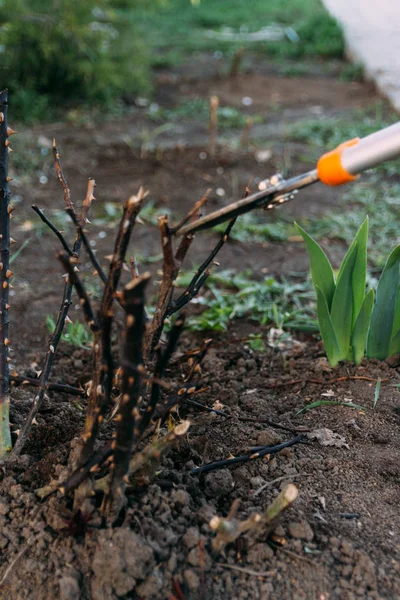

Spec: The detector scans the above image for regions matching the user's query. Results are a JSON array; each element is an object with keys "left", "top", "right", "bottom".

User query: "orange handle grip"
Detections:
[{"left": 317, "top": 138, "right": 360, "bottom": 186}]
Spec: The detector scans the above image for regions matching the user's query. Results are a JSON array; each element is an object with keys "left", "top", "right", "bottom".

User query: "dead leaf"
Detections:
[
  {"left": 321, "top": 389, "right": 335, "bottom": 398},
  {"left": 306, "top": 428, "right": 349, "bottom": 449}
]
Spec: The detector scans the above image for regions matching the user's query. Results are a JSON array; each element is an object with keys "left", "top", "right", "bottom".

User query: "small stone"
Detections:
[
  {"left": 187, "top": 547, "right": 212, "bottom": 570},
  {"left": 170, "top": 489, "right": 191, "bottom": 507},
  {"left": 330, "top": 536, "right": 341, "bottom": 547},
  {"left": 291, "top": 539, "right": 302, "bottom": 552},
  {"left": 219, "top": 388, "right": 238, "bottom": 406},
  {"left": 196, "top": 505, "right": 215, "bottom": 523},
  {"left": 9, "top": 484, "right": 23, "bottom": 500},
  {"left": 167, "top": 551, "right": 177, "bottom": 573},
  {"left": 182, "top": 527, "right": 200, "bottom": 549},
  {"left": 232, "top": 466, "right": 249, "bottom": 483},
  {"left": 245, "top": 359, "right": 257, "bottom": 371},
  {"left": 135, "top": 572, "right": 163, "bottom": 599},
  {"left": 250, "top": 476, "right": 265, "bottom": 488},
  {"left": 184, "top": 569, "right": 200, "bottom": 591},
  {"left": 204, "top": 469, "right": 234, "bottom": 499},
  {"left": 268, "top": 457, "right": 278, "bottom": 473},
  {"left": 59, "top": 571, "right": 81, "bottom": 600},
  {"left": 257, "top": 430, "right": 282, "bottom": 446},
  {"left": 0, "top": 499, "right": 10, "bottom": 516},
  {"left": 341, "top": 540, "right": 354, "bottom": 557},
  {"left": 92, "top": 530, "right": 154, "bottom": 597},
  {"left": 287, "top": 520, "right": 314, "bottom": 541},
  {"left": 246, "top": 542, "right": 274, "bottom": 564},
  {"left": 273, "top": 524, "right": 285, "bottom": 537}
]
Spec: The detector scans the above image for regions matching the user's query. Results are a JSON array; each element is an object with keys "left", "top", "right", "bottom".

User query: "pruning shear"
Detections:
[{"left": 175, "top": 121, "right": 400, "bottom": 236}]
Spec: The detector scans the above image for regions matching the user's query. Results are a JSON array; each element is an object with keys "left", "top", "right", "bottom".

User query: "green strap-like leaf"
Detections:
[
  {"left": 336, "top": 217, "right": 368, "bottom": 327},
  {"left": 316, "top": 286, "right": 342, "bottom": 367},
  {"left": 295, "top": 223, "right": 336, "bottom": 310},
  {"left": 330, "top": 242, "right": 358, "bottom": 358},
  {"left": 391, "top": 283, "right": 400, "bottom": 338},
  {"left": 389, "top": 328, "right": 400, "bottom": 356},
  {"left": 367, "top": 244, "right": 400, "bottom": 359},
  {"left": 351, "top": 288, "right": 374, "bottom": 364}
]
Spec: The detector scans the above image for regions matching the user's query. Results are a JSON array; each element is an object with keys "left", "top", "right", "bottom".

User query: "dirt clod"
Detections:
[
  {"left": 91, "top": 530, "right": 154, "bottom": 598},
  {"left": 182, "top": 526, "right": 200, "bottom": 549},
  {"left": 59, "top": 570, "right": 81, "bottom": 600},
  {"left": 287, "top": 520, "right": 314, "bottom": 541},
  {"left": 204, "top": 469, "right": 234, "bottom": 498},
  {"left": 184, "top": 568, "right": 200, "bottom": 591}
]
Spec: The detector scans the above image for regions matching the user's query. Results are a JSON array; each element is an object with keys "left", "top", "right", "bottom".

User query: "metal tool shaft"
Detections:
[
  {"left": 175, "top": 169, "right": 319, "bottom": 236},
  {"left": 342, "top": 121, "right": 400, "bottom": 175}
]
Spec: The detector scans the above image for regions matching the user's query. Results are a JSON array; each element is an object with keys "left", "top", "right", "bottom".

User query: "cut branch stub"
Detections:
[
  {"left": 143, "top": 214, "right": 179, "bottom": 360},
  {"left": 103, "top": 272, "right": 150, "bottom": 518},
  {"left": 100, "top": 189, "right": 147, "bottom": 321},
  {"left": 52, "top": 140, "right": 76, "bottom": 215},
  {"left": 0, "top": 89, "right": 12, "bottom": 458},
  {"left": 210, "top": 484, "right": 298, "bottom": 554}
]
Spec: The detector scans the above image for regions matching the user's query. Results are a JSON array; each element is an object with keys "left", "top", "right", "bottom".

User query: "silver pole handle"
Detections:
[{"left": 342, "top": 121, "right": 400, "bottom": 175}]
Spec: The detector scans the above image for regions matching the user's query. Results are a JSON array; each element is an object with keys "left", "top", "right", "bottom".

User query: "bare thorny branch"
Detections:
[
  {"left": 103, "top": 274, "right": 149, "bottom": 516},
  {"left": 143, "top": 188, "right": 248, "bottom": 360},
  {"left": 76, "top": 190, "right": 146, "bottom": 470},
  {"left": 0, "top": 90, "right": 13, "bottom": 458},
  {"left": 12, "top": 146, "right": 95, "bottom": 455}
]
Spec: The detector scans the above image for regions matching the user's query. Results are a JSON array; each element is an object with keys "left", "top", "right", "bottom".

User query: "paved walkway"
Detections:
[{"left": 322, "top": 0, "right": 400, "bottom": 111}]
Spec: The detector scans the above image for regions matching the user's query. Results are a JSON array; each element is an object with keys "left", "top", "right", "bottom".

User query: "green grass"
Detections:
[
  {"left": 129, "top": 0, "right": 344, "bottom": 68},
  {"left": 148, "top": 99, "right": 263, "bottom": 130},
  {"left": 338, "top": 62, "right": 364, "bottom": 82},
  {"left": 174, "top": 269, "right": 317, "bottom": 332},
  {"left": 215, "top": 212, "right": 293, "bottom": 243},
  {"left": 89, "top": 199, "right": 171, "bottom": 229}
]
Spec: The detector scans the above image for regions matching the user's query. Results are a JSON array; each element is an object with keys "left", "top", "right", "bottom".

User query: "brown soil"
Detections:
[{"left": 1, "top": 59, "right": 400, "bottom": 600}]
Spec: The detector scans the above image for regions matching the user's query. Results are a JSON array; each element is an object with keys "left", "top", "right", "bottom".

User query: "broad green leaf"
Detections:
[
  {"left": 330, "top": 242, "right": 358, "bottom": 358},
  {"left": 389, "top": 327, "right": 400, "bottom": 356},
  {"left": 351, "top": 288, "right": 374, "bottom": 364},
  {"left": 390, "top": 284, "right": 400, "bottom": 355},
  {"left": 316, "top": 286, "right": 341, "bottom": 367},
  {"left": 295, "top": 223, "right": 336, "bottom": 310},
  {"left": 367, "top": 244, "right": 400, "bottom": 359},
  {"left": 391, "top": 284, "right": 400, "bottom": 338},
  {"left": 336, "top": 217, "right": 368, "bottom": 327}
]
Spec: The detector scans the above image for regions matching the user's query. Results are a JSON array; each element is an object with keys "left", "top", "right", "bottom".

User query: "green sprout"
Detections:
[
  {"left": 46, "top": 316, "right": 92, "bottom": 349},
  {"left": 298, "top": 216, "right": 400, "bottom": 366}
]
